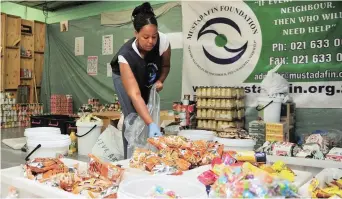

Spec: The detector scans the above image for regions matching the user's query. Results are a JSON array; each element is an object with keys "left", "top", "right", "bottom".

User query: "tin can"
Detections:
[
  {"left": 197, "top": 120, "right": 203, "bottom": 128},
  {"left": 201, "top": 87, "right": 207, "bottom": 96},
  {"left": 215, "top": 99, "right": 220, "bottom": 108},
  {"left": 212, "top": 87, "right": 217, "bottom": 97},
  {"left": 197, "top": 99, "right": 202, "bottom": 107},
  {"left": 220, "top": 87, "right": 226, "bottom": 97},
  {"left": 197, "top": 109, "right": 202, "bottom": 118},
  {"left": 206, "top": 99, "right": 212, "bottom": 107},
  {"left": 232, "top": 87, "right": 237, "bottom": 98},
  {"left": 212, "top": 121, "right": 217, "bottom": 130},
  {"left": 220, "top": 99, "right": 226, "bottom": 108},
  {"left": 203, "top": 120, "right": 208, "bottom": 129},
  {"left": 196, "top": 87, "right": 202, "bottom": 97},
  {"left": 216, "top": 87, "right": 221, "bottom": 97},
  {"left": 206, "top": 87, "right": 212, "bottom": 97},
  {"left": 208, "top": 120, "right": 212, "bottom": 129},
  {"left": 201, "top": 109, "right": 207, "bottom": 118},
  {"left": 201, "top": 99, "right": 207, "bottom": 107},
  {"left": 226, "top": 87, "right": 233, "bottom": 98}
]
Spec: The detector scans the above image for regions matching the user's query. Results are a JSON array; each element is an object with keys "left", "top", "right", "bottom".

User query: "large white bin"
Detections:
[
  {"left": 26, "top": 134, "right": 71, "bottom": 160},
  {"left": 24, "top": 127, "right": 61, "bottom": 137},
  {"left": 178, "top": 130, "right": 214, "bottom": 141},
  {"left": 213, "top": 136, "right": 256, "bottom": 151},
  {"left": 76, "top": 120, "right": 103, "bottom": 156},
  {"left": 256, "top": 96, "right": 282, "bottom": 123},
  {"left": 118, "top": 175, "right": 207, "bottom": 198}
]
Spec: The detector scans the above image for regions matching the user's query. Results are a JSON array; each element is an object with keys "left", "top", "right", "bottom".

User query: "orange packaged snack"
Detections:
[{"left": 88, "top": 154, "right": 124, "bottom": 185}]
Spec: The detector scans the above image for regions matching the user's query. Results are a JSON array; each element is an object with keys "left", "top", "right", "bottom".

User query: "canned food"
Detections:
[
  {"left": 212, "top": 121, "right": 217, "bottom": 130},
  {"left": 212, "top": 110, "right": 216, "bottom": 118},
  {"left": 203, "top": 120, "right": 208, "bottom": 128},
  {"left": 216, "top": 87, "right": 221, "bottom": 97},
  {"left": 198, "top": 120, "right": 203, "bottom": 128},
  {"left": 201, "top": 87, "right": 207, "bottom": 96},
  {"left": 197, "top": 99, "right": 202, "bottom": 107},
  {"left": 217, "top": 121, "right": 223, "bottom": 130},
  {"left": 208, "top": 120, "right": 212, "bottom": 129},
  {"left": 220, "top": 99, "right": 226, "bottom": 108},
  {"left": 232, "top": 87, "right": 237, "bottom": 98},
  {"left": 206, "top": 99, "right": 212, "bottom": 107},
  {"left": 196, "top": 87, "right": 202, "bottom": 97},
  {"left": 201, "top": 109, "right": 207, "bottom": 118},
  {"left": 212, "top": 87, "right": 217, "bottom": 97},
  {"left": 226, "top": 99, "right": 235, "bottom": 109},
  {"left": 215, "top": 99, "right": 221, "bottom": 108},
  {"left": 220, "top": 87, "right": 226, "bottom": 97},
  {"left": 226, "top": 87, "right": 233, "bottom": 98},
  {"left": 206, "top": 87, "right": 212, "bottom": 97},
  {"left": 227, "top": 110, "right": 233, "bottom": 121},
  {"left": 202, "top": 99, "right": 207, "bottom": 107}
]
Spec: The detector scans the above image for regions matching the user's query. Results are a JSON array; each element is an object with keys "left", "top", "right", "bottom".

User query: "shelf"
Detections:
[
  {"left": 21, "top": 32, "right": 33, "bottom": 36},
  {"left": 6, "top": 46, "right": 19, "bottom": 49},
  {"left": 34, "top": 51, "right": 44, "bottom": 54},
  {"left": 267, "top": 155, "right": 342, "bottom": 169},
  {"left": 196, "top": 117, "right": 216, "bottom": 120},
  {"left": 20, "top": 55, "right": 32, "bottom": 59}
]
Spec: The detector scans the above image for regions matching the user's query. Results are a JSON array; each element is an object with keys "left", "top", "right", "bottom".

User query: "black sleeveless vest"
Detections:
[{"left": 110, "top": 37, "right": 162, "bottom": 104}]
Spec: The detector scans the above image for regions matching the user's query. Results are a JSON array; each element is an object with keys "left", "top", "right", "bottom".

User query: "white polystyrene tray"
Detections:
[{"left": 298, "top": 168, "right": 342, "bottom": 197}]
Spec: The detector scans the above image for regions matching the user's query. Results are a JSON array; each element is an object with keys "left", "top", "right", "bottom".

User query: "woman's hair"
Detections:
[{"left": 132, "top": 2, "right": 158, "bottom": 32}]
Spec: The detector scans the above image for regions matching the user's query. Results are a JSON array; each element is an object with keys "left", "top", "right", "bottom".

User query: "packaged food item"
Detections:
[
  {"left": 198, "top": 170, "right": 218, "bottom": 185},
  {"left": 216, "top": 87, "right": 221, "bottom": 97},
  {"left": 228, "top": 151, "right": 266, "bottom": 163},
  {"left": 226, "top": 87, "right": 233, "bottom": 98},
  {"left": 88, "top": 154, "right": 124, "bottom": 185},
  {"left": 202, "top": 87, "right": 207, "bottom": 97},
  {"left": 207, "top": 87, "right": 212, "bottom": 97},
  {"left": 196, "top": 87, "right": 202, "bottom": 97},
  {"left": 220, "top": 87, "right": 226, "bottom": 97},
  {"left": 325, "top": 147, "right": 342, "bottom": 162},
  {"left": 271, "top": 142, "right": 295, "bottom": 156}
]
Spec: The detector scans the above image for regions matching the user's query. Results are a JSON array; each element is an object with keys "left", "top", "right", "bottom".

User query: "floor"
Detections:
[{"left": 1, "top": 127, "right": 88, "bottom": 169}]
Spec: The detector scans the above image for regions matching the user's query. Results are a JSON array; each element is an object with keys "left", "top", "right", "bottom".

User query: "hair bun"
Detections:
[{"left": 132, "top": 2, "right": 155, "bottom": 18}]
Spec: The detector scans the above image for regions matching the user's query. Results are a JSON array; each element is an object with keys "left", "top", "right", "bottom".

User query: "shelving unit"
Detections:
[
  {"left": 0, "top": 13, "right": 46, "bottom": 103},
  {"left": 195, "top": 87, "right": 246, "bottom": 132}
]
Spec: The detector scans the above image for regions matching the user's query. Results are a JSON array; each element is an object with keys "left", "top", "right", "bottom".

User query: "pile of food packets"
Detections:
[
  {"left": 23, "top": 154, "right": 124, "bottom": 198},
  {"left": 129, "top": 135, "right": 224, "bottom": 175},
  {"left": 307, "top": 175, "right": 342, "bottom": 198},
  {"left": 197, "top": 152, "right": 299, "bottom": 198}
]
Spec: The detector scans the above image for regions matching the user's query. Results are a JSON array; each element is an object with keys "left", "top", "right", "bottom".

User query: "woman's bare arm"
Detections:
[{"left": 120, "top": 63, "right": 153, "bottom": 125}]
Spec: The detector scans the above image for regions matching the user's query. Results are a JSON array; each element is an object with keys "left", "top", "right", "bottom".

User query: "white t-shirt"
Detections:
[{"left": 118, "top": 32, "right": 169, "bottom": 64}]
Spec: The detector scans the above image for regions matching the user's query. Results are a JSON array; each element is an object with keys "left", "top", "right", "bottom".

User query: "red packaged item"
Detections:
[
  {"left": 211, "top": 157, "right": 223, "bottom": 167},
  {"left": 221, "top": 152, "right": 236, "bottom": 166},
  {"left": 198, "top": 170, "right": 218, "bottom": 185}
]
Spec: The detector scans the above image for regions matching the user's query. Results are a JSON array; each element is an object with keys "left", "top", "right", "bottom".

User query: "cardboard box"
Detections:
[
  {"left": 265, "top": 122, "right": 289, "bottom": 142},
  {"left": 93, "top": 111, "right": 121, "bottom": 132}
]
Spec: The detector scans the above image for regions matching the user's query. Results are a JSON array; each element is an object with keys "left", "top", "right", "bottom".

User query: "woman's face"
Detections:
[{"left": 135, "top": 24, "right": 158, "bottom": 52}]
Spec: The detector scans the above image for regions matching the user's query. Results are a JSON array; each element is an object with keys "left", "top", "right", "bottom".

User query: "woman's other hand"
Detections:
[{"left": 155, "top": 80, "right": 163, "bottom": 92}]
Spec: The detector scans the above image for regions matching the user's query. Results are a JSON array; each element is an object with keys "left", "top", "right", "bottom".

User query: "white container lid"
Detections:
[
  {"left": 213, "top": 136, "right": 256, "bottom": 147},
  {"left": 76, "top": 120, "right": 103, "bottom": 127},
  {"left": 24, "top": 127, "right": 61, "bottom": 137},
  {"left": 258, "top": 96, "right": 283, "bottom": 103},
  {"left": 178, "top": 130, "right": 214, "bottom": 141},
  {"left": 27, "top": 134, "right": 71, "bottom": 148}
]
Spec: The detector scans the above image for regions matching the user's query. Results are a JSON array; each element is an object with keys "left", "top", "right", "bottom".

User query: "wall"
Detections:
[{"left": 0, "top": 1, "right": 167, "bottom": 24}]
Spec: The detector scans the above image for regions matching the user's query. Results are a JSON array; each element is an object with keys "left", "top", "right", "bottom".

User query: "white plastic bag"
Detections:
[
  {"left": 260, "top": 64, "right": 289, "bottom": 96},
  {"left": 124, "top": 85, "right": 160, "bottom": 158},
  {"left": 91, "top": 124, "right": 124, "bottom": 162}
]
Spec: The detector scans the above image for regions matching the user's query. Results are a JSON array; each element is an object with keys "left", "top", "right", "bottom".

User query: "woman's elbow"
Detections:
[{"left": 128, "top": 90, "right": 141, "bottom": 101}]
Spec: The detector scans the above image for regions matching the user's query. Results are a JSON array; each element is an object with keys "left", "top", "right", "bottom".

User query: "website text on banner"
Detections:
[{"left": 181, "top": 1, "right": 342, "bottom": 108}]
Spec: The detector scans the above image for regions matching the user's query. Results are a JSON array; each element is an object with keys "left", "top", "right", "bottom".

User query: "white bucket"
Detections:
[
  {"left": 118, "top": 175, "right": 207, "bottom": 198},
  {"left": 178, "top": 130, "right": 214, "bottom": 141},
  {"left": 213, "top": 136, "right": 256, "bottom": 151},
  {"left": 26, "top": 134, "right": 71, "bottom": 160},
  {"left": 256, "top": 97, "right": 282, "bottom": 123},
  {"left": 24, "top": 127, "right": 61, "bottom": 137},
  {"left": 76, "top": 120, "right": 103, "bottom": 156}
]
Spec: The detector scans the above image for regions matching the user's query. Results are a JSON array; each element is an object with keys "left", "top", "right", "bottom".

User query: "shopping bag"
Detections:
[
  {"left": 91, "top": 124, "right": 124, "bottom": 162},
  {"left": 124, "top": 85, "right": 160, "bottom": 158}
]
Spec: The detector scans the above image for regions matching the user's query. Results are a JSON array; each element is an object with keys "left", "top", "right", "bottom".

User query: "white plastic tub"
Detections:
[
  {"left": 118, "top": 175, "right": 207, "bottom": 198},
  {"left": 24, "top": 127, "right": 61, "bottom": 137},
  {"left": 256, "top": 97, "right": 282, "bottom": 123},
  {"left": 213, "top": 136, "right": 256, "bottom": 151},
  {"left": 178, "top": 130, "right": 214, "bottom": 141},
  {"left": 76, "top": 120, "right": 103, "bottom": 156},
  {"left": 299, "top": 168, "right": 342, "bottom": 197},
  {"left": 26, "top": 134, "right": 71, "bottom": 159}
]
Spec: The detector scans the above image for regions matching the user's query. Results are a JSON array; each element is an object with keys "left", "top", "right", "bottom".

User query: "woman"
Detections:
[{"left": 110, "top": 2, "right": 171, "bottom": 158}]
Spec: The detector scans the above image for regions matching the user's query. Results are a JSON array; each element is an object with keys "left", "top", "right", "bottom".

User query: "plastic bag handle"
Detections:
[
  {"left": 25, "top": 144, "right": 41, "bottom": 161},
  {"left": 256, "top": 100, "right": 273, "bottom": 111},
  {"left": 75, "top": 125, "right": 97, "bottom": 137}
]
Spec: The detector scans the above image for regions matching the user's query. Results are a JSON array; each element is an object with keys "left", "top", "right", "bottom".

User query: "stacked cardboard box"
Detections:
[
  {"left": 50, "top": 95, "right": 73, "bottom": 115},
  {"left": 248, "top": 120, "right": 266, "bottom": 149},
  {"left": 265, "top": 122, "right": 289, "bottom": 142}
]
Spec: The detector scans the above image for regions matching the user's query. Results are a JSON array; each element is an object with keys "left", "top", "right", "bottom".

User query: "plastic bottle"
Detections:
[{"left": 68, "top": 130, "right": 77, "bottom": 155}]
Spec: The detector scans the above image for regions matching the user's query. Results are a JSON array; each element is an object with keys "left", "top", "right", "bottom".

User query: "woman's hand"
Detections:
[{"left": 155, "top": 80, "right": 163, "bottom": 92}]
